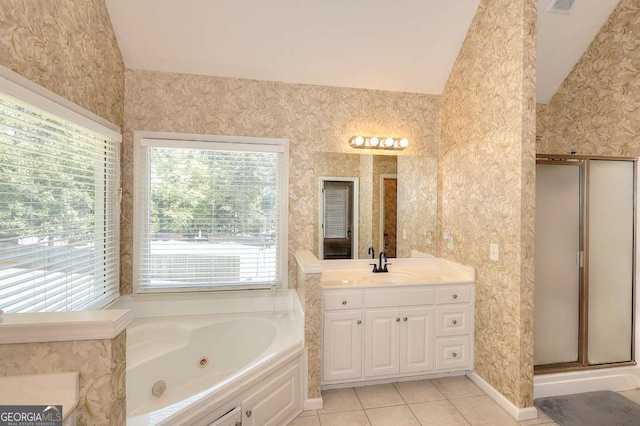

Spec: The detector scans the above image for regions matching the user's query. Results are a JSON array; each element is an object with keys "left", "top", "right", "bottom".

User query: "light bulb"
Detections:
[
  {"left": 352, "top": 135, "right": 365, "bottom": 146},
  {"left": 384, "top": 137, "right": 395, "bottom": 147},
  {"left": 399, "top": 138, "right": 409, "bottom": 148},
  {"left": 369, "top": 136, "right": 380, "bottom": 146}
]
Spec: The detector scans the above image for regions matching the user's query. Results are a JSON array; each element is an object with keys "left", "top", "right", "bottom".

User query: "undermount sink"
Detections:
[{"left": 364, "top": 272, "right": 413, "bottom": 284}]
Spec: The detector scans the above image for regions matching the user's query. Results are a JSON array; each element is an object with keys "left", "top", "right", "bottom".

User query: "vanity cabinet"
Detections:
[
  {"left": 323, "top": 284, "right": 473, "bottom": 385},
  {"left": 364, "top": 306, "right": 434, "bottom": 377}
]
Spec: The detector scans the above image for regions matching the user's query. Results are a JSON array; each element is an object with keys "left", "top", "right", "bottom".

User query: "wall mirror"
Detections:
[{"left": 314, "top": 152, "right": 438, "bottom": 260}]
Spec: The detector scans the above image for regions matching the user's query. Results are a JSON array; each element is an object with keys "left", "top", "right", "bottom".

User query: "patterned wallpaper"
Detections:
[
  {"left": 0, "top": 0, "right": 125, "bottom": 127},
  {"left": 537, "top": 0, "right": 639, "bottom": 157},
  {"left": 440, "top": 0, "right": 536, "bottom": 409},
  {"left": 0, "top": 332, "right": 126, "bottom": 425},
  {"left": 122, "top": 69, "right": 441, "bottom": 294}
]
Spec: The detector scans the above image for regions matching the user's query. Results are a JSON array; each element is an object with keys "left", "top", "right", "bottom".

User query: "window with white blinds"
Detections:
[
  {"left": 324, "top": 187, "right": 349, "bottom": 238},
  {"left": 0, "top": 92, "right": 120, "bottom": 313},
  {"left": 134, "top": 135, "right": 288, "bottom": 292}
]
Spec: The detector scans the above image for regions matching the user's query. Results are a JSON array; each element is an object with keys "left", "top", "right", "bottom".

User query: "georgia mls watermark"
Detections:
[{"left": 0, "top": 405, "right": 62, "bottom": 426}]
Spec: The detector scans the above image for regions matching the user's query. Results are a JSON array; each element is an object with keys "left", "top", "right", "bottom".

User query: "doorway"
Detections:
[
  {"left": 534, "top": 155, "right": 636, "bottom": 373},
  {"left": 319, "top": 178, "right": 359, "bottom": 259}
]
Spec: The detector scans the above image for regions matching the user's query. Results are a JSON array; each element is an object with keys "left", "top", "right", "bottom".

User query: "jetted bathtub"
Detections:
[{"left": 126, "top": 311, "right": 303, "bottom": 425}]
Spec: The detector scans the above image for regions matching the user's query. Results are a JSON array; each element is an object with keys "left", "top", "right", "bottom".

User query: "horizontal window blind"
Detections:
[
  {"left": 136, "top": 140, "right": 284, "bottom": 290},
  {"left": 324, "top": 186, "right": 349, "bottom": 238},
  {"left": 0, "top": 92, "right": 120, "bottom": 313}
]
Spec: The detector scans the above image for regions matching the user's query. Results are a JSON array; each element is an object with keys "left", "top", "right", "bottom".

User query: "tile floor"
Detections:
[{"left": 289, "top": 376, "right": 640, "bottom": 426}]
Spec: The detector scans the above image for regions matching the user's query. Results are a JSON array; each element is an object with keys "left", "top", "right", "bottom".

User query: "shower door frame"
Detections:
[{"left": 535, "top": 154, "right": 638, "bottom": 375}]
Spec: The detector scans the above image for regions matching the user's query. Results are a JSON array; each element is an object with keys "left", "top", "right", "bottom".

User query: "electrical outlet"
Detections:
[
  {"left": 403, "top": 229, "right": 407, "bottom": 240},
  {"left": 490, "top": 243, "right": 499, "bottom": 261},
  {"left": 425, "top": 231, "right": 432, "bottom": 245}
]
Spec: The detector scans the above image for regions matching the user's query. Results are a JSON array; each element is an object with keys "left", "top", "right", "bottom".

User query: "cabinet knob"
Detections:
[
  {"left": 246, "top": 410, "right": 252, "bottom": 418},
  {"left": 357, "top": 320, "right": 362, "bottom": 325},
  {"left": 452, "top": 352, "right": 458, "bottom": 358},
  {"left": 396, "top": 317, "right": 401, "bottom": 322},
  {"left": 452, "top": 319, "right": 458, "bottom": 325},
  {"left": 452, "top": 294, "right": 458, "bottom": 299},
  {"left": 342, "top": 300, "right": 347, "bottom": 305},
  {"left": 403, "top": 317, "right": 408, "bottom": 322}
]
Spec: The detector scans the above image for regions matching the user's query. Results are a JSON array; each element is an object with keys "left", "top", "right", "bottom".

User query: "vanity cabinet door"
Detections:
[
  {"left": 323, "top": 311, "right": 363, "bottom": 382},
  {"left": 364, "top": 308, "right": 400, "bottom": 377},
  {"left": 400, "top": 307, "right": 434, "bottom": 374}
]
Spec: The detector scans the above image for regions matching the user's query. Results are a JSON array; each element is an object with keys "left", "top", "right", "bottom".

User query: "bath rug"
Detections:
[{"left": 535, "top": 390, "right": 640, "bottom": 426}]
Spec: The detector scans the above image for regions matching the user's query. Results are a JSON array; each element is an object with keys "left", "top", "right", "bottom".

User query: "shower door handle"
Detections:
[{"left": 576, "top": 251, "right": 584, "bottom": 268}]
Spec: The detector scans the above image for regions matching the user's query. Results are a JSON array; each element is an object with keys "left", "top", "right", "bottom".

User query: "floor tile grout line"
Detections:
[
  {"left": 446, "top": 397, "right": 474, "bottom": 426},
  {"left": 352, "top": 386, "right": 373, "bottom": 425}
]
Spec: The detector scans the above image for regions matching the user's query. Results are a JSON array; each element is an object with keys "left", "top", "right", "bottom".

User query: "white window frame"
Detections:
[
  {"left": 133, "top": 131, "right": 289, "bottom": 293},
  {"left": 0, "top": 65, "right": 122, "bottom": 312}
]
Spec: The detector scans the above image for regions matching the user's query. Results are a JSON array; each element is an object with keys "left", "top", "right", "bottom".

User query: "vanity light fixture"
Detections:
[{"left": 349, "top": 136, "right": 409, "bottom": 150}]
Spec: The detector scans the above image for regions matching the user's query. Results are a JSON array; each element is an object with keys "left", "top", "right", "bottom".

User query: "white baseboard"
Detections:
[
  {"left": 304, "top": 398, "right": 323, "bottom": 410},
  {"left": 466, "top": 372, "right": 538, "bottom": 422}
]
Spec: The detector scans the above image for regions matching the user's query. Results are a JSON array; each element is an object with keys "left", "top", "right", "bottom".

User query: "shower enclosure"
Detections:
[{"left": 534, "top": 155, "right": 636, "bottom": 373}]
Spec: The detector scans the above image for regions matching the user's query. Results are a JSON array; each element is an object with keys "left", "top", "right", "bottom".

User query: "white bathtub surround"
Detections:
[
  {"left": 534, "top": 366, "right": 640, "bottom": 399},
  {"left": 127, "top": 309, "right": 304, "bottom": 425},
  {"left": 0, "top": 372, "right": 79, "bottom": 424},
  {"left": 108, "top": 289, "right": 298, "bottom": 319},
  {"left": 0, "top": 309, "right": 131, "bottom": 344}
]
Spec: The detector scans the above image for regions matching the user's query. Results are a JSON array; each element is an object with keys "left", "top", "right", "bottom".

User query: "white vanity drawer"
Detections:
[
  {"left": 364, "top": 287, "right": 434, "bottom": 308},
  {"left": 324, "top": 290, "right": 363, "bottom": 311},
  {"left": 436, "top": 286, "right": 471, "bottom": 304},
  {"left": 435, "top": 337, "right": 470, "bottom": 370},
  {"left": 436, "top": 306, "right": 470, "bottom": 337}
]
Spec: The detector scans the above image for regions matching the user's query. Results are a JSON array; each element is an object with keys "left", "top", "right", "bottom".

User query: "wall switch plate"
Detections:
[
  {"left": 490, "top": 243, "right": 499, "bottom": 261},
  {"left": 425, "top": 231, "right": 432, "bottom": 245},
  {"left": 444, "top": 233, "right": 453, "bottom": 250}
]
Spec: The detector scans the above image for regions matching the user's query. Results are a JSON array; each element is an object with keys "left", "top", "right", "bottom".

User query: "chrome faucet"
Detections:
[{"left": 370, "top": 251, "right": 390, "bottom": 273}]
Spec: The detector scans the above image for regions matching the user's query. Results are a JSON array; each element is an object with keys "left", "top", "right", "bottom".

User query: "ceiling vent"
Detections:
[{"left": 548, "top": 0, "right": 576, "bottom": 14}]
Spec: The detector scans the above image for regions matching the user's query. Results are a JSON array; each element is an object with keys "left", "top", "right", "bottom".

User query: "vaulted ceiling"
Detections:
[{"left": 105, "top": 0, "right": 620, "bottom": 103}]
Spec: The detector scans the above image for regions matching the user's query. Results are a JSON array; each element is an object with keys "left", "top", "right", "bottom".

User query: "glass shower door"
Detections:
[
  {"left": 588, "top": 160, "right": 634, "bottom": 364},
  {"left": 535, "top": 156, "right": 636, "bottom": 372},
  {"left": 534, "top": 162, "right": 582, "bottom": 366}
]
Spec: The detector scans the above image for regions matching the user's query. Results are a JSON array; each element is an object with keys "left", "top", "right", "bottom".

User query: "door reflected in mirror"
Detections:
[
  {"left": 320, "top": 178, "right": 358, "bottom": 259},
  {"left": 381, "top": 174, "right": 397, "bottom": 257}
]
